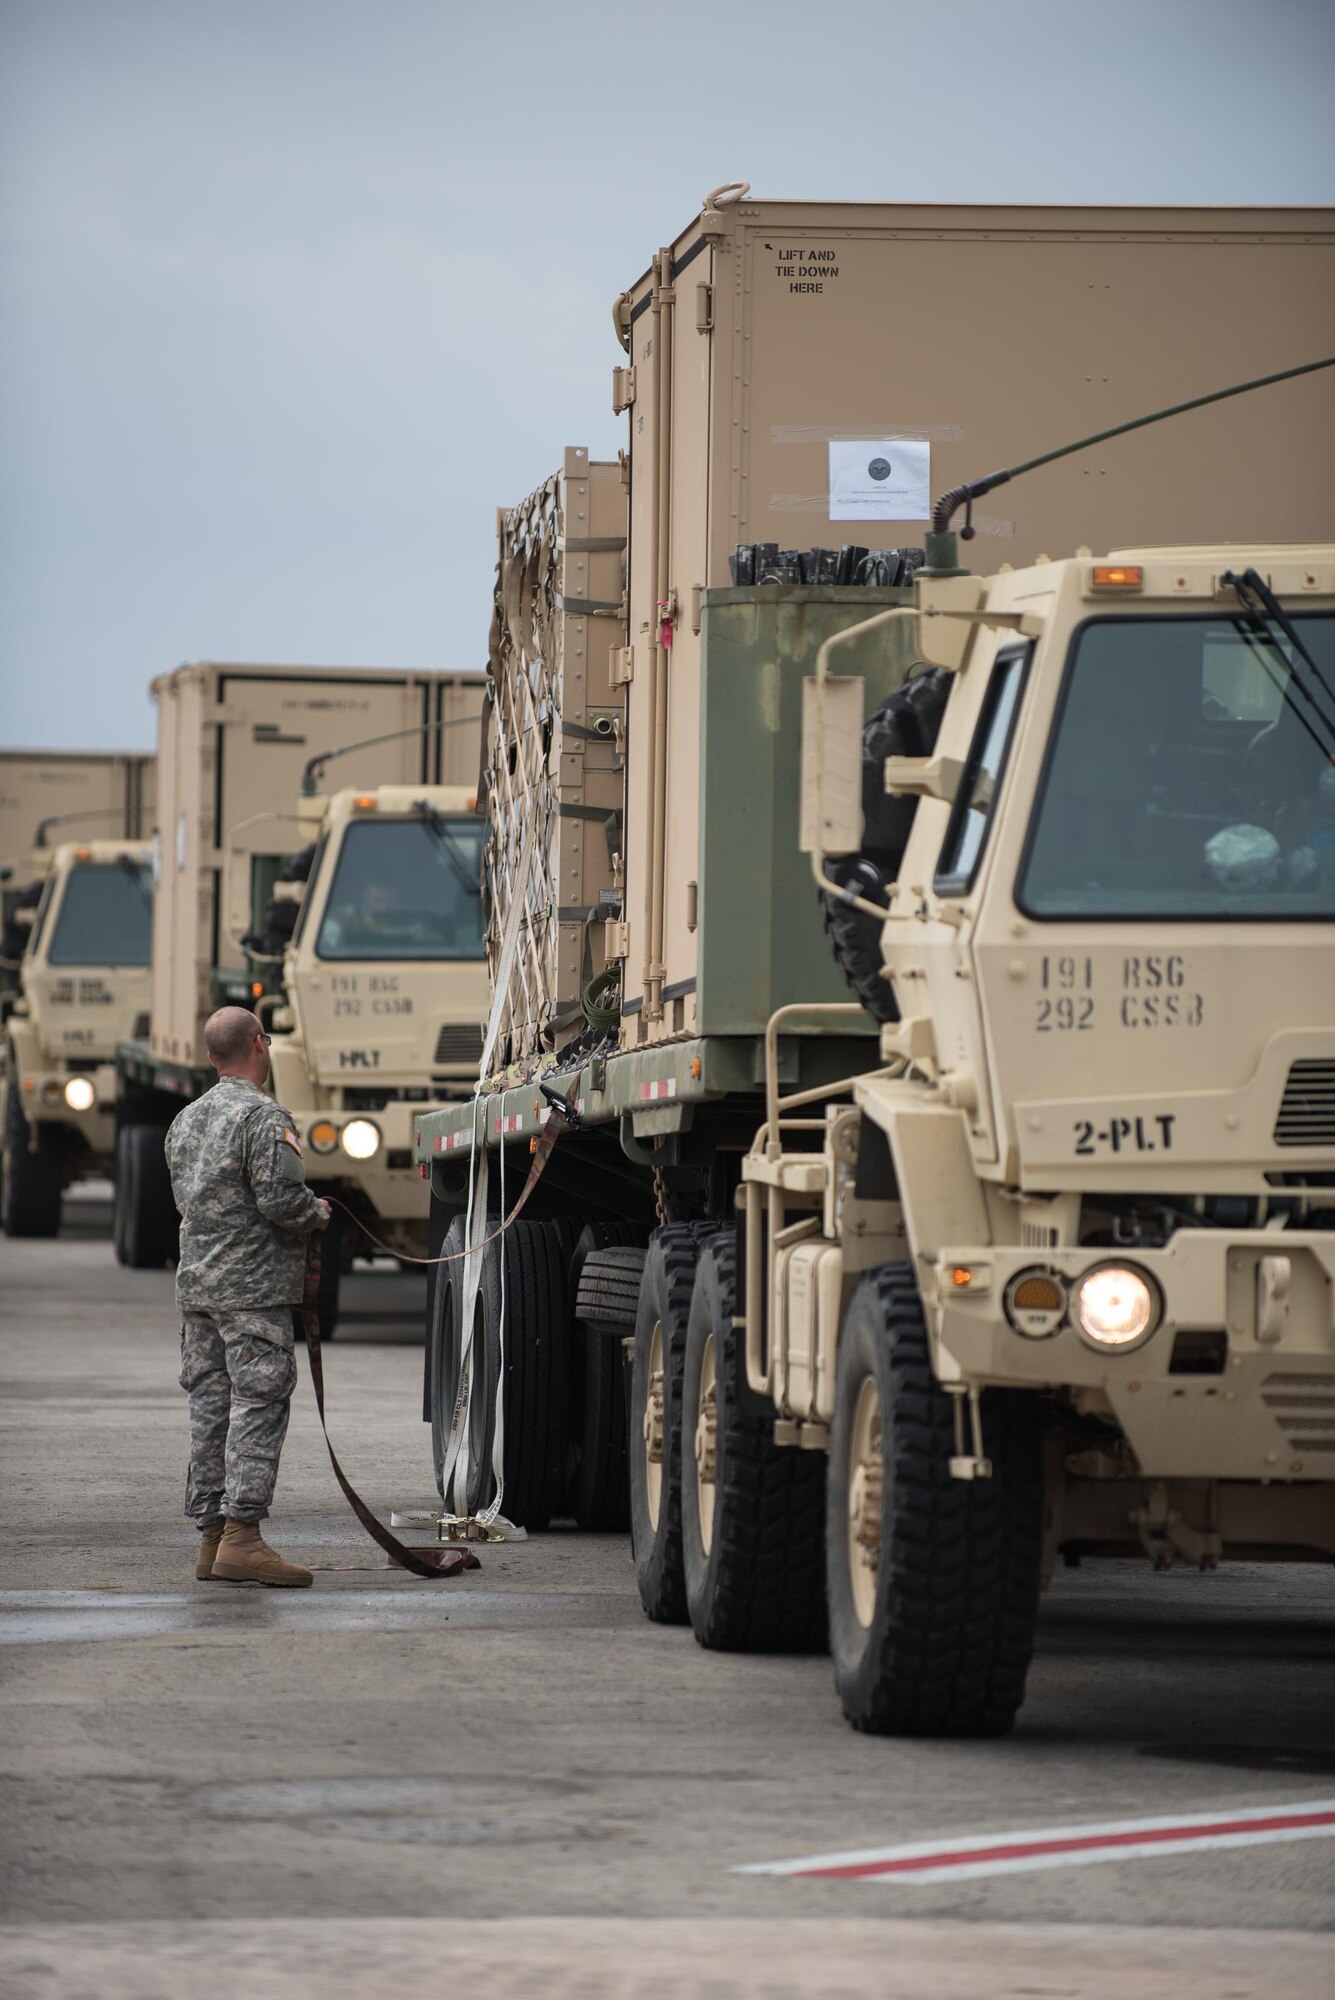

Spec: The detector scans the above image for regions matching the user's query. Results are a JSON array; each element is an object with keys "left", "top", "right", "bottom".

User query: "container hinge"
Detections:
[
  {"left": 610, "top": 644, "right": 634, "bottom": 688},
  {"left": 612, "top": 366, "right": 636, "bottom": 415},
  {"left": 603, "top": 919, "right": 630, "bottom": 961},
  {"left": 696, "top": 282, "right": 713, "bottom": 333}
]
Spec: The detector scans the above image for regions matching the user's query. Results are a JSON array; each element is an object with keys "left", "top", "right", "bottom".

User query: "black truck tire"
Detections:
[
  {"left": 112, "top": 1125, "right": 134, "bottom": 1265},
  {"left": 827, "top": 1264, "right": 1044, "bottom": 1737},
  {"left": 819, "top": 668, "right": 953, "bottom": 1024},
  {"left": 115, "top": 1123, "right": 177, "bottom": 1269},
  {"left": 2, "top": 1085, "right": 62, "bottom": 1239},
  {"left": 681, "top": 1235, "right": 827, "bottom": 1653},
  {"left": 629, "top": 1224, "right": 717, "bottom": 1624},
  {"left": 492, "top": 1218, "right": 572, "bottom": 1530},
  {"left": 437, "top": 1217, "right": 572, "bottom": 1529},
  {"left": 566, "top": 1224, "right": 649, "bottom": 1532},
  {"left": 575, "top": 1244, "right": 649, "bottom": 1331},
  {"left": 429, "top": 1214, "right": 470, "bottom": 1506}
]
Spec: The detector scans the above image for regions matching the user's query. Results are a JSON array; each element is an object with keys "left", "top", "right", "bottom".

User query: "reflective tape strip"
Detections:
[{"left": 738, "top": 1800, "right": 1335, "bottom": 1885}]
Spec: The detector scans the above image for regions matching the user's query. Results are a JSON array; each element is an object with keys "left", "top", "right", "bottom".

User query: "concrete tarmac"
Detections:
[{"left": 1, "top": 1188, "right": 1332, "bottom": 1996}]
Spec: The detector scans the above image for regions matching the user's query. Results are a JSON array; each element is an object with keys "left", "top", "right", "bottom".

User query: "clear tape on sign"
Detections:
[
  {"left": 767, "top": 496, "right": 1014, "bottom": 537},
  {"left": 770, "top": 422, "right": 964, "bottom": 445}
]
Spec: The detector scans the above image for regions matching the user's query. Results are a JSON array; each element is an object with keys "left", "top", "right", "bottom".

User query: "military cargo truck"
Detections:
[
  {"left": 415, "top": 191, "right": 1333, "bottom": 1554},
  {"left": 1, "top": 749, "right": 154, "bottom": 996},
  {"left": 112, "top": 663, "right": 485, "bottom": 1330},
  {"left": 728, "top": 534, "right": 1335, "bottom": 1736},
  {"left": 1, "top": 839, "right": 153, "bottom": 1237}
]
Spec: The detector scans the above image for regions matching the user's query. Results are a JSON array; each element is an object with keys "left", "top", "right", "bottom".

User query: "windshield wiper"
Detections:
[
  {"left": 1223, "top": 567, "right": 1335, "bottom": 761},
  {"left": 115, "top": 857, "right": 154, "bottom": 908},
  {"left": 419, "top": 809, "right": 481, "bottom": 898}
]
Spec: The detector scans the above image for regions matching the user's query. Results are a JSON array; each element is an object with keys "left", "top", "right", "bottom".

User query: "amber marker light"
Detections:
[
  {"left": 1004, "top": 1269, "right": 1067, "bottom": 1339},
  {"left": 250, "top": 981, "right": 263, "bottom": 998},
  {"left": 307, "top": 1120, "right": 338, "bottom": 1154},
  {"left": 951, "top": 1266, "right": 974, "bottom": 1289},
  {"left": 352, "top": 795, "right": 376, "bottom": 810},
  {"left": 1090, "top": 564, "right": 1144, "bottom": 590}
]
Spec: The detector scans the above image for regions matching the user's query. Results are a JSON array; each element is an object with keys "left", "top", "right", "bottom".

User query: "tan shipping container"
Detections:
[
  {"left": 149, "top": 663, "right": 484, "bottom": 1067},
  {"left": 614, "top": 193, "right": 1335, "bottom": 1045},
  {"left": 0, "top": 749, "right": 154, "bottom": 872},
  {"left": 483, "top": 448, "right": 627, "bottom": 1064}
]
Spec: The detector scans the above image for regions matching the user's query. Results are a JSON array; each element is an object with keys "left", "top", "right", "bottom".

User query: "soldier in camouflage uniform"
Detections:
[{"left": 165, "top": 1005, "right": 330, "bottom": 1587}]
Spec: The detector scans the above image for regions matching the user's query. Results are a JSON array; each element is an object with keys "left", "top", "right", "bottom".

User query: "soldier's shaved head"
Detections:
[{"left": 205, "top": 1006, "right": 264, "bottom": 1068}]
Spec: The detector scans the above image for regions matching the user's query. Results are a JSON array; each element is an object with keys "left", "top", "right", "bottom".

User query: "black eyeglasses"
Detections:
[{"left": 256, "top": 1031, "right": 272, "bottom": 1047}]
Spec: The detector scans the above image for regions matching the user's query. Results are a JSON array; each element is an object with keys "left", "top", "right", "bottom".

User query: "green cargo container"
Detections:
[{"left": 695, "top": 585, "right": 917, "bottom": 1038}]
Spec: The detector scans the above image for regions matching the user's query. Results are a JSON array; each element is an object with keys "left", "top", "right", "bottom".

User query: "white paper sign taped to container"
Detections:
[{"left": 828, "top": 438, "right": 931, "bottom": 522}]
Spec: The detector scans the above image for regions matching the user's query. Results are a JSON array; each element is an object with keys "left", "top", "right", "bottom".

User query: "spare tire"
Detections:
[{"left": 819, "top": 668, "right": 953, "bottom": 1023}]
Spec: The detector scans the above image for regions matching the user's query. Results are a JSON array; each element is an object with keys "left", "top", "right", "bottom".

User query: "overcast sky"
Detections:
[{"left": 2, "top": 0, "right": 1332, "bottom": 750}]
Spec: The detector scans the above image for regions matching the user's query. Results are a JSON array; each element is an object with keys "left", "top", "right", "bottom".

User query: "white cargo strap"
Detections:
[{"left": 439, "top": 795, "right": 544, "bottom": 1518}]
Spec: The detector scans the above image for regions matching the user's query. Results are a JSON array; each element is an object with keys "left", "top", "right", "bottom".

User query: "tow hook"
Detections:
[{"left": 947, "top": 1382, "right": 993, "bottom": 1480}]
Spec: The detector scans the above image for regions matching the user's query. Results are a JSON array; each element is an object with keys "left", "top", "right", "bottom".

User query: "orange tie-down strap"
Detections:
[{"left": 297, "top": 1095, "right": 571, "bottom": 1578}]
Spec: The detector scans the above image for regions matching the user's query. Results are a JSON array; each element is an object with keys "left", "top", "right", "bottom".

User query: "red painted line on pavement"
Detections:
[{"left": 802, "top": 1807, "right": 1335, "bottom": 1880}]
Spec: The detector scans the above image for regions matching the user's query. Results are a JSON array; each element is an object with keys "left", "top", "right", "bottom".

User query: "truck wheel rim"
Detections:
[
  {"left": 694, "top": 1330, "right": 718, "bottom": 1555},
  {"left": 643, "top": 1318, "right": 665, "bottom": 1529},
  {"left": 847, "top": 1374, "right": 883, "bottom": 1629}
]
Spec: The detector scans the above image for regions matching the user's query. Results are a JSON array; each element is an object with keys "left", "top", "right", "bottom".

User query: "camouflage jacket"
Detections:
[{"left": 166, "top": 1077, "right": 327, "bottom": 1310}]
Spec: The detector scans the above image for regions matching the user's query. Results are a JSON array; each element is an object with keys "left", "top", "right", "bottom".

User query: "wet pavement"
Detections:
[{"left": 1, "top": 1190, "right": 1332, "bottom": 1994}]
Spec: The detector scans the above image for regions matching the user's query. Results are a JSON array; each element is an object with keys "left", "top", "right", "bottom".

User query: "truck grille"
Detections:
[
  {"left": 433, "top": 1022, "right": 483, "bottom": 1066},
  {"left": 1274, "top": 1060, "right": 1335, "bottom": 1147},
  {"left": 1261, "top": 1372, "right": 1335, "bottom": 1456}
]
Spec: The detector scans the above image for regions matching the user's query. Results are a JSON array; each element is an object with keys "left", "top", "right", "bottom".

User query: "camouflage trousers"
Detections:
[{"left": 179, "top": 1308, "right": 298, "bottom": 1525}]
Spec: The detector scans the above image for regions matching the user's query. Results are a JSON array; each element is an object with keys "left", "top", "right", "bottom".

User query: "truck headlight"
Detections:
[
  {"left": 1073, "top": 1264, "right": 1159, "bottom": 1351},
  {"left": 340, "top": 1118, "right": 381, "bottom": 1161},
  {"left": 63, "top": 1076, "right": 96, "bottom": 1112}
]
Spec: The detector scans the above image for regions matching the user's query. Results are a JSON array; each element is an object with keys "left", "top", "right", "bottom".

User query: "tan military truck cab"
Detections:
[
  {"left": 736, "top": 542, "right": 1335, "bottom": 1734},
  {"left": 2, "top": 839, "right": 153, "bottom": 1237},
  {"left": 264, "top": 784, "right": 488, "bottom": 1317}
]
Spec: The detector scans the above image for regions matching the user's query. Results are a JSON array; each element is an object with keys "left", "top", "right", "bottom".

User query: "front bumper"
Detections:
[
  {"left": 931, "top": 1229, "right": 1335, "bottom": 1483},
  {"left": 293, "top": 1098, "right": 431, "bottom": 1223},
  {"left": 14, "top": 1062, "right": 117, "bottom": 1159}
]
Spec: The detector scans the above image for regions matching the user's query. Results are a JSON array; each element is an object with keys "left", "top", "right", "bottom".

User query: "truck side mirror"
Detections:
[{"left": 800, "top": 674, "right": 865, "bottom": 858}]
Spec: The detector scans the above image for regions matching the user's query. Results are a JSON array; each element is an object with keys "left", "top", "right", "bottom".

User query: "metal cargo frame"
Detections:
[
  {"left": 483, "top": 449, "right": 627, "bottom": 1067},
  {"left": 416, "top": 585, "right": 920, "bottom": 1190}
]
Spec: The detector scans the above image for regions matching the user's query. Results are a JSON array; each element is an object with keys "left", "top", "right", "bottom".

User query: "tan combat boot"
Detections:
[
  {"left": 211, "top": 1520, "right": 313, "bottom": 1588},
  {"left": 196, "top": 1520, "right": 226, "bottom": 1581}
]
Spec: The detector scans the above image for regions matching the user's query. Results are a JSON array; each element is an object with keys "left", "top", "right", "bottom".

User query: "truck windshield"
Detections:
[
  {"left": 314, "top": 817, "right": 485, "bottom": 961},
  {"left": 47, "top": 862, "right": 153, "bottom": 966},
  {"left": 1019, "top": 614, "right": 1335, "bottom": 920}
]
